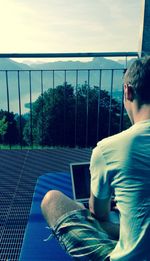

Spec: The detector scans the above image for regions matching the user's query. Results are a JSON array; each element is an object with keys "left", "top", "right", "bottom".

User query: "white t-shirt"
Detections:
[{"left": 90, "top": 120, "right": 150, "bottom": 261}]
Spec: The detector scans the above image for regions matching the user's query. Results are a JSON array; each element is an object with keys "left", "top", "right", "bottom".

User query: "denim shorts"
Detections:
[{"left": 49, "top": 208, "right": 117, "bottom": 260}]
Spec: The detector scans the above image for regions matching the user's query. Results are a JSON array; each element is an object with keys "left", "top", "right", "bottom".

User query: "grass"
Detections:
[
  {"left": 0, "top": 144, "right": 86, "bottom": 150},
  {"left": 0, "top": 144, "right": 62, "bottom": 150}
]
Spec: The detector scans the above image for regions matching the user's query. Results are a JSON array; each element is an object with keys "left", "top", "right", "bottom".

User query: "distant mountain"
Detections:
[
  {"left": 29, "top": 57, "right": 124, "bottom": 70},
  {"left": 117, "top": 58, "right": 136, "bottom": 68},
  {"left": 0, "top": 57, "right": 125, "bottom": 113},
  {"left": 0, "top": 58, "right": 30, "bottom": 70}
]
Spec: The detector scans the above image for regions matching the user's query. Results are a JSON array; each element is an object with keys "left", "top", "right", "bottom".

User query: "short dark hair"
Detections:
[{"left": 124, "top": 56, "right": 150, "bottom": 105}]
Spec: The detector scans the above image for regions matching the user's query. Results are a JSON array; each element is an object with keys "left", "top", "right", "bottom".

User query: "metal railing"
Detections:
[{"left": 0, "top": 52, "right": 138, "bottom": 148}]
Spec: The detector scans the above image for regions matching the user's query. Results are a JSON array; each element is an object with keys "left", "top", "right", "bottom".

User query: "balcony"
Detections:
[{"left": 0, "top": 52, "right": 138, "bottom": 260}]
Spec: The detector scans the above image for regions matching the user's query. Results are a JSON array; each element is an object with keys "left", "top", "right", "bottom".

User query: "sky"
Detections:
[{"left": 0, "top": 0, "right": 142, "bottom": 61}]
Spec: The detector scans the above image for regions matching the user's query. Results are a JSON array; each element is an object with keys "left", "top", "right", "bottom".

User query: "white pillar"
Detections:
[{"left": 138, "top": 0, "right": 150, "bottom": 57}]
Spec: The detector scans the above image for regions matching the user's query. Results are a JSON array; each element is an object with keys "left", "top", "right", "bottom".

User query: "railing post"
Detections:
[
  {"left": 52, "top": 70, "right": 55, "bottom": 106},
  {"left": 96, "top": 69, "right": 102, "bottom": 142},
  {"left": 119, "top": 83, "right": 124, "bottom": 132},
  {"left": 5, "top": 71, "right": 10, "bottom": 114},
  {"left": 17, "top": 71, "right": 22, "bottom": 149},
  {"left": 5, "top": 71, "right": 11, "bottom": 149},
  {"left": 85, "top": 70, "right": 90, "bottom": 147},
  {"left": 108, "top": 69, "right": 114, "bottom": 137},
  {"left": 29, "top": 71, "right": 33, "bottom": 148},
  {"left": 64, "top": 71, "right": 67, "bottom": 146},
  {"left": 41, "top": 70, "right": 44, "bottom": 147},
  {"left": 75, "top": 70, "right": 78, "bottom": 147}
]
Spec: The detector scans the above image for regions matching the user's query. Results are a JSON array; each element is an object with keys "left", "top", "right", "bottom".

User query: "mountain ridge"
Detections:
[
  {"left": 0, "top": 57, "right": 125, "bottom": 70},
  {"left": 0, "top": 57, "right": 126, "bottom": 113}
]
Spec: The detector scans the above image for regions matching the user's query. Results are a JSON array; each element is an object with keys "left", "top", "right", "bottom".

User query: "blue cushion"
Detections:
[{"left": 19, "top": 172, "right": 72, "bottom": 260}]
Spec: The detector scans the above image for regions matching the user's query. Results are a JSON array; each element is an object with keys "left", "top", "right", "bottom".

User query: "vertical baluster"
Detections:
[
  {"left": 75, "top": 70, "right": 78, "bottom": 147},
  {"left": 52, "top": 70, "right": 55, "bottom": 106},
  {"left": 96, "top": 69, "right": 102, "bottom": 142},
  {"left": 6, "top": 71, "right": 10, "bottom": 114},
  {"left": 29, "top": 71, "right": 33, "bottom": 148},
  {"left": 64, "top": 70, "right": 66, "bottom": 146},
  {"left": 119, "top": 69, "right": 126, "bottom": 132},
  {"left": 41, "top": 70, "right": 44, "bottom": 147},
  {"left": 108, "top": 69, "right": 114, "bottom": 136},
  {"left": 17, "top": 71, "right": 22, "bottom": 149},
  {"left": 5, "top": 71, "right": 11, "bottom": 149},
  {"left": 85, "top": 70, "right": 90, "bottom": 147}
]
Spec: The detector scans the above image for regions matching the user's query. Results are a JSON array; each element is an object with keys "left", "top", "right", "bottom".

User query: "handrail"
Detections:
[{"left": 0, "top": 52, "right": 138, "bottom": 59}]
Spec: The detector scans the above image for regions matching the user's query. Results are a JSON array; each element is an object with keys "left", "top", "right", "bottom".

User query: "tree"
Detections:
[
  {"left": 0, "top": 116, "right": 8, "bottom": 143},
  {"left": 0, "top": 110, "right": 19, "bottom": 145},
  {"left": 75, "top": 83, "right": 121, "bottom": 146},
  {"left": 23, "top": 82, "right": 75, "bottom": 146},
  {"left": 23, "top": 82, "right": 122, "bottom": 148}
]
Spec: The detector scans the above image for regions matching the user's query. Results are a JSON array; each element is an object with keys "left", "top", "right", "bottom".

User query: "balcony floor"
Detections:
[{"left": 0, "top": 148, "right": 92, "bottom": 261}]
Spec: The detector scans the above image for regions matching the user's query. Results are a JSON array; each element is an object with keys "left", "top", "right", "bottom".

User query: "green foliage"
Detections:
[
  {"left": 0, "top": 116, "right": 8, "bottom": 136},
  {"left": 0, "top": 110, "right": 19, "bottom": 145},
  {"left": 23, "top": 82, "right": 121, "bottom": 147}
]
